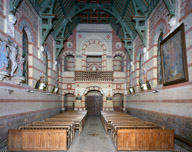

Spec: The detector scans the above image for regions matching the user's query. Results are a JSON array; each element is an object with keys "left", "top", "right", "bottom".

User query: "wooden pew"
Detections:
[
  {"left": 20, "top": 125, "right": 73, "bottom": 146},
  {"left": 117, "top": 129, "right": 174, "bottom": 151},
  {"left": 8, "top": 129, "right": 67, "bottom": 151},
  {"left": 101, "top": 111, "right": 174, "bottom": 151},
  {"left": 44, "top": 117, "right": 84, "bottom": 135},
  {"left": 31, "top": 121, "right": 75, "bottom": 140},
  {"left": 8, "top": 111, "right": 87, "bottom": 151}
]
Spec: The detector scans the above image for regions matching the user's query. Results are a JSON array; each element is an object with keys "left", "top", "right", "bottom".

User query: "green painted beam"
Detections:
[
  {"left": 40, "top": 15, "right": 55, "bottom": 45},
  {"left": 28, "top": 0, "right": 41, "bottom": 14},
  {"left": 39, "top": 0, "right": 55, "bottom": 14},
  {"left": 134, "top": 0, "right": 147, "bottom": 15},
  {"left": 133, "top": 16, "right": 146, "bottom": 46},
  {"left": 163, "top": 0, "right": 175, "bottom": 16},
  {"left": 40, "top": 0, "right": 56, "bottom": 45},
  {"left": 131, "top": 0, "right": 140, "bottom": 16},
  {"left": 121, "top": 0, "right": 130, "bottom": 18},
  {"left": 53, "top": 3, "right": 135, "bottom": 60},
  {"left": 120, "top": 20, "right": 133, "bottom": 61},
  {"left": 131, "top": 0, "right": 146, "bottom": 46},
  {"left": 9, "top": 0, "right": 21, "bottom": 14},
  {"left": 143, "top": 0, "right": 160, "bottom": 19},
  {"left": 111, "top": 0, "right": 114, "bottom": 5},
  {"left": 59, "top": 0, "right": 68, "bottom": 18},
  {"left": 116, "top": 24, "right": 121, "bottom": 35},
  {"left": 59, "top": 0, "right": 72, "bottom": 34},
  {"left": 54, "top": 19, "right": 69, "bottom": 60}
]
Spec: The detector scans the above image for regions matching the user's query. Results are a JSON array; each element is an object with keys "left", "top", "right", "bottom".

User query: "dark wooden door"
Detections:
[{"left": 86, "top": 96, "right": 102, "bottom": 116}]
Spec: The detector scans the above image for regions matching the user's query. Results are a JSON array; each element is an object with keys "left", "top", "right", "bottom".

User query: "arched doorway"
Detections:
[
  {"left": 85, "top": 90, "right": 103, "bottom": 116},
  {"left": 64, "top": 93, "right": 75, "bottom": 111},
  {"left": 113, "top": 93, "right": 123, "bottom": 111}
]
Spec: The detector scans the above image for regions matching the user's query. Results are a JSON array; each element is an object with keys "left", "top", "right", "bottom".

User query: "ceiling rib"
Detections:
[
  {"left": 163, "top": 0, "right": 175, "bottom": 16},
  {"left": 27, "top": 0, "right": 164, "bottom": 61},
  {"left": 59, "top": 0, "right": 72, "bottom": 34},
  {"left": 9, "top": 0, "right": 21, "bottom": 14},
  {"left": 40, "top": 0, "right": 56, "bottom": 45}
]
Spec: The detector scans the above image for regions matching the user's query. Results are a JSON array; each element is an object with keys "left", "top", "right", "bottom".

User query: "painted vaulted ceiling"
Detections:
[{"left": 10, "top": 0, "right": 175, "bottom": 60}]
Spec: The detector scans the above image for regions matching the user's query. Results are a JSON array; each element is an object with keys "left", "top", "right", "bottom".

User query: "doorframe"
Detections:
[{"left": 85, "top": 93, "right": 103, "bottom": 116}]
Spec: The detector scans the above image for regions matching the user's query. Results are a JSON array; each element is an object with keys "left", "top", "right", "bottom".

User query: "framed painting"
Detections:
[{"left": 160, "top": 23, "right": 188, "bottom": 86}]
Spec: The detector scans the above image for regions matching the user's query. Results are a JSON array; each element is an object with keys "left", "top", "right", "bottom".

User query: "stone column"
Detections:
[
  {"left": 123, "top": 95, "right": 126, "bottom": 112},
  {"left": 102, "top": 95, "right": 107, "bottom": 111},
  {"left": 81, "top": 95, "right": 86, "bottom": 111}
]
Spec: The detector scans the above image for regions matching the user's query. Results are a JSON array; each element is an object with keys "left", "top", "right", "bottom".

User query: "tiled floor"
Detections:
[{"left": 68, "top": 116, "right": 116, "bottom": 152}]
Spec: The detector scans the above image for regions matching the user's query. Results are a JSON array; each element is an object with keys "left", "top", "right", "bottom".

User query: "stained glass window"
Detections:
[
  {"left": 45, "top": 52, "right": 48, "bottom": 83},
  {"left": 22, "top": 29, "right": 28, "bottom": 83},
  {"left": 157, "top": 33, "right": 163, "bottom": 84},
  {"left": 139, "top": 54, "right": 142, "bottom": 84}
]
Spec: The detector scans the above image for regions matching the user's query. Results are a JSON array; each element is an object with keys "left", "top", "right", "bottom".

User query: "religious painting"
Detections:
[{"left": 160, "top": 23, "right": 188, "bottom": 86}]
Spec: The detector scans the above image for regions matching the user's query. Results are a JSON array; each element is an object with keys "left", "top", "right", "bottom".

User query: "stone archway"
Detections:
[
  {"left": 64, "top": 93, "right": 75, "bottom": 111},
  {"left": 113, "top": 93, "right": 124, "bottom": 111}
]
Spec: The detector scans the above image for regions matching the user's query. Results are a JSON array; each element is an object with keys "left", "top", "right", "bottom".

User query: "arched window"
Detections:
[
  {"left": 113, "top": 55, "right": 124, "bottom": 72},
  {"left": 139, "top": 54, "right": 142, "bottom": 84},
  {"left": 22, "top": 29, "right": 28, "bottom": 83},
  {"left": 157, "top": 33, "right": 163, "bottom": 84},
  {"left": 64, "top": 55, "right": 75, "bottom": 71},
  {"left": 45, "top": 51, "right": 48, "bottom": 83}
]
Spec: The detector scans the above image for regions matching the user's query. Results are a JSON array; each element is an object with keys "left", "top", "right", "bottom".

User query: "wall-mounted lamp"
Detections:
[
  {"left": 55, "top": 61, "right": 58, "bottom": 65},
  {"left": 26, "top": 89, "right": 34, "bottom": 93},
  {"left": 168, "top": 15, "right": 176, "bottom": 28},
  {"left": 52, "top": 86, "right": 59, "bottom": 94},
  {"left": 152, "top": 89, "right": 160, "bottom": 93},
  {"left": 47, "top": 92, "right": 52, "bottom": 95},
  {"left": 40, "top": 45, "right": 44, "bottom": 53},
  {"left": 129, "top": 87, "right": 135, "bottom": 94},
  {"left": 143, "top": 47, "right": 147, "bottom": 53},
  {"left": 30, "top": 90, "right": 34, "bottom": 93},
  {"left": 130, "top": 61, "right": 133, "bottom": 66},
  {"left": 140, "top": 81, "right": 151, "bottom": 91}
]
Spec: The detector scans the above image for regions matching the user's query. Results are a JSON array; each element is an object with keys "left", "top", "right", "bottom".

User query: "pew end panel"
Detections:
[
  {"left": 117, "top": 129, "right": 174, "bottom": 151},
  {"left": 8, "top": 129, "right": 67, "bottom": 151},
  {"left": 8, "top": 130, "right": 22, "bottom": 151}
]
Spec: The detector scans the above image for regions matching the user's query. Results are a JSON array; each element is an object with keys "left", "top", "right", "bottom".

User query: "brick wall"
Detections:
[
  {"left": 0, "top": 1, "right": 62, "bottom": 149},
  {"left": 126, "top": 0, "right": 192, "bottom": 144}
]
